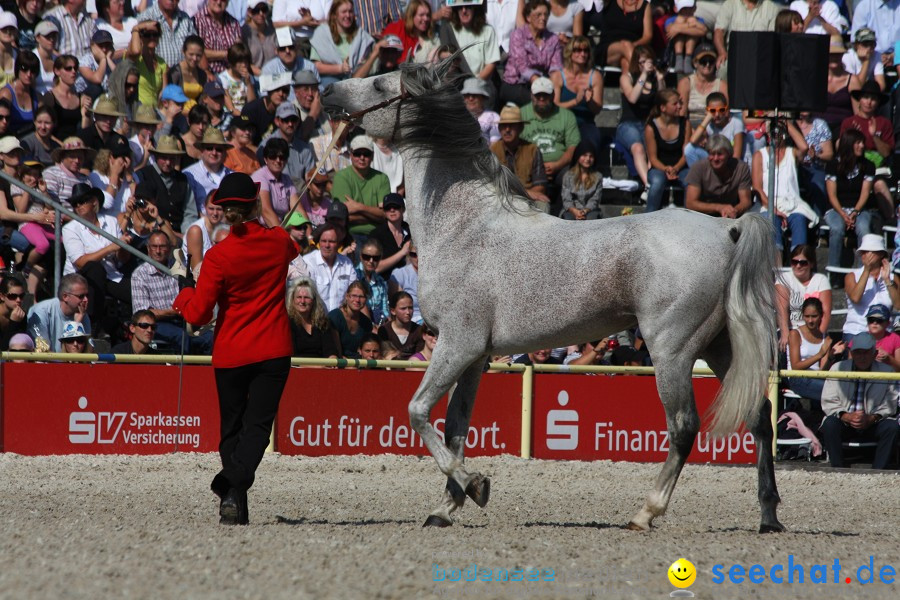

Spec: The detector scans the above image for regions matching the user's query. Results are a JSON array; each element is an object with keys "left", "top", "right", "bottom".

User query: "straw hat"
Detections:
[
  {"left": 131, "top": 104, "right": 160, "bottom": 125},
  {"left": 150, "top": 135, "right": 186, "bottom": 156},
  {"left": 828, "top": 34, "right": 847, "bottom": 54},
  {"left": 51, "top": 137, "right": 96, "bottom": 163},
  {"left": 89, "top": 94, "right": 124, "bottom": 118},
  {"left": 195, "top": 128, "right": 233, "bottom": 150},
  {"left": 497, "top": 104, "right": 524, "bottom": 124}
]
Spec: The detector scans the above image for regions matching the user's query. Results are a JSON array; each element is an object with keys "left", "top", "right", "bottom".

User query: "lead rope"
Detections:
[{"left": 280, "top": 120, "right": 349, "bottom": 228}]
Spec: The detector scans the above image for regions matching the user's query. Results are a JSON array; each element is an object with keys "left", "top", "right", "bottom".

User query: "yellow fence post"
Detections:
[
  {"left": 768, "top": 370, "right": 780, "bottom": 456},
  {"left": 520, "top": 364, "right": 534, "bottom": 459}
]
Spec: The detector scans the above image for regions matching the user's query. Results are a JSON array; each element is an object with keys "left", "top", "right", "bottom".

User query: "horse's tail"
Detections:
[{"left": 709, "top": 213, "right": 778, "bottom": 437}]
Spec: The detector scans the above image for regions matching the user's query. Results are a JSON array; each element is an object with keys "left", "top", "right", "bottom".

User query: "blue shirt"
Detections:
[
  {"left": 389, "top": 264, "right": 420, "bottom": 324},
  {"left": 26, "top": 299, "right": 92, "bottom": 353},
  {"left": 851, "top": 0, "right": 900, "bottom": 54},
  {"left": 356, "top": 264, "right": 389, "bottom": 325}
]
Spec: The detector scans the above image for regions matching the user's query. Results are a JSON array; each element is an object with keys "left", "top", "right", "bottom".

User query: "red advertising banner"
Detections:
[
  {"left": 1, "top": 363, "right": 220, "bottom": 455},
  {"left": 532, "top": 374, "right": 757, "bottom": 464},
  {"left": 276, "top": 370, "right": 523, "bottom": 457}
]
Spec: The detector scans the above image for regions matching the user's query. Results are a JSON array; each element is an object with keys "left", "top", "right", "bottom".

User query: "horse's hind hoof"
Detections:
[
  {"left": 759, "top": 522, "right": 786, "bottom": 534},
  {"left": 423, "top": 515, "right": 453, "bottom": 528},
  {"left": 465, "top": 475, "right": 490, "bottom": 508},
  {"left": 625, "top": 521, "right": 649, "bottom": 532}
]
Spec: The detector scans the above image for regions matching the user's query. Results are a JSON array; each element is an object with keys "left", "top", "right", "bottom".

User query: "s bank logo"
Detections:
[
  {"left": 69, "top": 397, "right": 127, "bottom": 444},
  {"left": 546, "top": 390, "right": 579, "bottom": 450}
]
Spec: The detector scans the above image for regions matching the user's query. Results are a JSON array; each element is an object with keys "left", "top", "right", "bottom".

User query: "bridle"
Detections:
[{"left": 342, "top": 89, "right": 410, "bottom": 121}]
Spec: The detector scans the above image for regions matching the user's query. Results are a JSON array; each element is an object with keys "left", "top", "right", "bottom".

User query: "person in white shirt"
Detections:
[
  {"left": 183, "top": 128, "right": 234, "bottom": 209},
  {"left": 789, "top": 0, "right": 845, "bottom": 36},
  {"left": 61, "top": 183, "right": 134, "bottom": 336},
  {"left": 842, "top": 27, "right": 885, "bottom": 91},
  {"left": 300, "top": 223, "right": 357, "bottom": 311}
]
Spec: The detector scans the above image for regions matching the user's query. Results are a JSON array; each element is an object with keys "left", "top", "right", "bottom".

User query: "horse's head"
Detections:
[
  {"left": 321, "top": 58, "right": 460, "bottom": 142},
  {"left": 321, "top": 71, "right": 406, "bottom": 141}
]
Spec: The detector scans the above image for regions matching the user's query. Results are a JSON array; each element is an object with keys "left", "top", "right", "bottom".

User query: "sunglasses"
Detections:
[
  {"left": 61, "top": 65, "right": 77, "bottom": 72},
  {"left": 0, "top": 114, "right": 9, "bottom": 121},
  {"left": 3, "top": 292, "right": 24, "bottom": 300},
  {"left": 66, "top": 292, "right": 89, "bottom": 300},
  {"left": 134, "top": 322, "right": 157, "bottom": 330},
  {"left": 361, "top": 253, "right": 381, "bottom": 261},
  {"left": 278, "top": 45, "right": 295, "bottom": 52},
  {"left": 698, "top": 57, "right": 716, "bottom": 67},
  {"left": 867, "top": 317, "right": 887, "bottom": 324},
  {"left": 352, "top": 150, "right": 373, "bottom": 158},
  {"left": 251, "top": 4, "right": 268, "bottom": 13},
  {"left": 140, "top": 32, "right": 160, "bottom": 39},
  {"left": 268, "top": 154, "right": 288, "bottom": 161},
  {"left": 707, "top": 107, "right": 729, "bottom": 115},
  {"left": 572, "top": 47, "right": 589, "bottom": 53},
  {"left": 790, "top": 259, "right": 809, "bottom": 266}
]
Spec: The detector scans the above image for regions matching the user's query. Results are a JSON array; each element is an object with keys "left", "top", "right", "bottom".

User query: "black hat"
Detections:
[
  {"left": 69, "top": 183, "right": 103, "bottom": 206},
  {"left": 382, "top": 193, "right": 405, "bottom": 211},
  {"left": 851, "top": 80, "right": 888, "bottom": 106},
  {"left": 325, "top": 201, "right": 349, "bottom": 222},
  {"left": 106, "top": 133, "right": 131, "bottom": 159},
  {"left": 212, "top": 172, "right": 259, "bottom": 205},
  {"left": 134, "top": 182, "right": 155, "bottom": 200}
]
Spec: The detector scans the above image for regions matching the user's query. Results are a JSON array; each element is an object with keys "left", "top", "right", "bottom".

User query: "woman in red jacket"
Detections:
[{"left": 174, "top": 172, "right": 299, "bottom": 525}]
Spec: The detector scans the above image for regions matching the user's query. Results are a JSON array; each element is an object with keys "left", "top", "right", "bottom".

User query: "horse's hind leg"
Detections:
[
  {"left": 702, "top": 335, "right": 784, "bottom": 533},
  {"left": 409, "top": 342, "right": 489, "bottom": 524},
  {"left": 628, "top": 356, "right": 699, "bottom": 531},
  {"left": 423, "top": 358, "right": 487, "bottom": 527}
]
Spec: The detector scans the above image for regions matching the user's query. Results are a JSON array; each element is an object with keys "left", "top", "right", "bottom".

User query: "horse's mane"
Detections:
[{"left": 397, "top": 56, "right": 537, "bottom": 214}]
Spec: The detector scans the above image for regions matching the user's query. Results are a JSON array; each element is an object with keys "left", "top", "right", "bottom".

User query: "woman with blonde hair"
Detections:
[
  {"left": 310, "top": 0, "right": 374, "bottom": 86},
  {"left": 381, "top": 0, "right": 436, "bottom": 63},
  {"left": 552, "top": 35, "right": 602, "bottom": 148},
  {"left": 183, "top": 190, "right": 225, "bottom": 274},
  {"left": 286, "top": 277, "right": 339, "bottom": 358}
]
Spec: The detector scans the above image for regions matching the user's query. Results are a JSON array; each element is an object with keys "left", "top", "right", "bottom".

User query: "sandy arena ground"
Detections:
[{"left": 0, "top": 453, "right": 898, "bottom": 600}]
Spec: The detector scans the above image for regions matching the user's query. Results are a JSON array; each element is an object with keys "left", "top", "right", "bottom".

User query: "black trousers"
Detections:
[
  {"left": 820, "top": 414, "right": 900, "bottom": 469},
  {"left": 211, "top": 356, "right": 291, "bottom": 495},
  {"left": 79, "top": 261, "right": 131, "bottom": 334}
]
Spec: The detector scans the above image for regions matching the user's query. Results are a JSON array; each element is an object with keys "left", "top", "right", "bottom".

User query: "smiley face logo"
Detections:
[{"left": 668, "top": 558, "right": 696, "bottom": 588}]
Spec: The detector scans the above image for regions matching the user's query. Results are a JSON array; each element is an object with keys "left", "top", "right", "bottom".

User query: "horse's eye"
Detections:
[{"left": 373, "top": 79, "right": 384, "bottom": 93}]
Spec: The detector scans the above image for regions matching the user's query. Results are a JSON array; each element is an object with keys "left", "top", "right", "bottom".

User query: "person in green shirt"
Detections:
[
  {"left": 520, "top": 77, "right": 581, "bottom": 186},
  {"left": 330, "top": 135, "right": 391, "bottom": 246}
]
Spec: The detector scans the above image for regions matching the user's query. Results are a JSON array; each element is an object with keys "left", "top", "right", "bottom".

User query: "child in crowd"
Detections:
[
  {"left": 664, "top": 0, "right": 708, "bottom": 75},
  {"left": 684, "top": 92, "right": 745, "bottom": 166},
  {"left": 218, "top": 42, "right": 257, "bottom": 117}
]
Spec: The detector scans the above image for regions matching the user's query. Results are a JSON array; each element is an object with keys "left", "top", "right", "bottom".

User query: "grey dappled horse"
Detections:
[{"left": 322, "top": 58, "right": 784, "bottom": 533}]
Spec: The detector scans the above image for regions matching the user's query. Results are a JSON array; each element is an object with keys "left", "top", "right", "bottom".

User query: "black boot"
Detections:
[{"left": 219, "top": 488, "right": 248, "bottom": 525}]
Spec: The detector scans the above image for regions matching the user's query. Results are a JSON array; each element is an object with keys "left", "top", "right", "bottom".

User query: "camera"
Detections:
[
  {"left": 135, "top": 198, "right": 148, "bottom": 209},
  {"left": 655, "top": 58, "right": 669, "bottom": 72}
]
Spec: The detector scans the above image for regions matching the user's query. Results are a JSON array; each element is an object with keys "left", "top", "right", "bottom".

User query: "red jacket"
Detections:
[{"left": 174, "top": 221, "right": 299, "bottom": 368}]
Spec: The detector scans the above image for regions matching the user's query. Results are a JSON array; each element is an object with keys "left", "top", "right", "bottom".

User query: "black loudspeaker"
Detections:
[
  {"left": 728, "top": 32, "right": 779, "bottom": 110},
  {"left": 727, "top": 32, "right": 828, "bottom": 111},
  {"left": 779, "top": 33, "right": 829, "bottom": 111}
]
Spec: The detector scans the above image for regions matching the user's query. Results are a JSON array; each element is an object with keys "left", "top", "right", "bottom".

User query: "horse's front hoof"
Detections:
[
  {"left": 423, "top": 515, "right": 453, "bottom": 528},
  {"left": 465, "top": 475, "right": 490, "bottom": 508},
  {"left": 625, "top": 521, "right": 649, "bottom": 531},
  {"left": 759, "top": 521, "right": 786, "bottom": 534}
]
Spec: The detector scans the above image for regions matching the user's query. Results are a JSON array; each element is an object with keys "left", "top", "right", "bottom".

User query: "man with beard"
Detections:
[{"left": 490, "top": 104, "right": 550, "bottom": 205}]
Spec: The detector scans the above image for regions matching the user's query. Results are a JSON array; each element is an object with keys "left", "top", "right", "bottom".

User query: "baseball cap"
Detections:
[
  {"left": 59, "top": 321, "right": 89, "bottom": 341},
  {"left": 383, "top": 193, "right": 405, "bottom": 211},
  {"left": 855, "top": 28, "right": 876, "bottom": 44},
  {"left": 34, "top": 20, "right": 59, "bottom": 37},
  {"left": 866, "top": 304, "right": 891, "bottom": 322},
  {"left": 693, "top": 42, "right": 717, "bottom": 61},
  {"left": 326, "top": 201, "right": 349, "bottom": 222},
  {"left": 461, "top": 77, "right": 490, "bottom": 97},
  {"left": 286, "top": 213, "right": 311, "bottom": 228},
  {"left": 231, "top": 115, "right": 255, "bottom": 130},
  {"left": 350, "top": 135, "right": 374, "bottom": 152},
  {"left": 674, "top": 0, "right": 695, "bottom": 11},
  {"left": 106, "top": 133, "right": 131, "bottom": 158},
  {"left": 276, "top": 102, "right": 300, "bottom": 119},
  {"left": 0, "top": 136, "right": 22, "bottom": 154},
  {"left": 382, "top": 35, "right": 403, "bottom": 50},
  {"left": 91, "top": 30, "right": 113, "bottom": 45},
  {"left": 161, "top": 84, "right": 189, "bottom": 103},
  {"left": 0, "top": 12, "right": 18, "bottom": 32},
  {"left": 203, "top": 80, "right": 225, "bottom": 98},
  {"left": 850, "top": 332, "right": 876, "bottom": 351},
  {"left": 261, "top": 72, "right": 292, "bottom": 94},
  {"left": 531, "top": 77, "right": 553, "bottom": 96}
]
